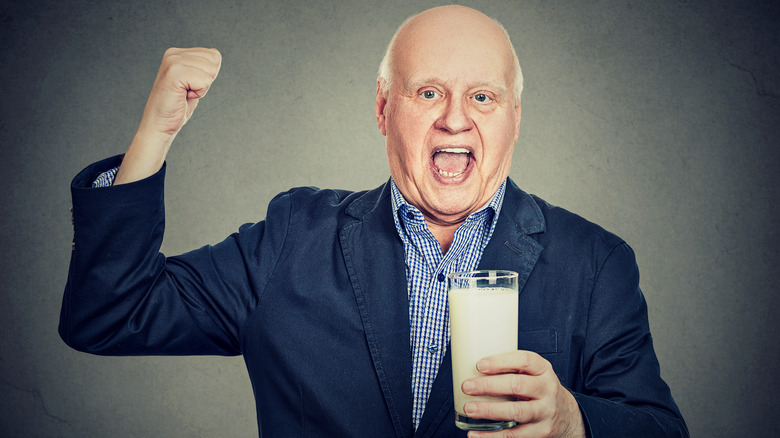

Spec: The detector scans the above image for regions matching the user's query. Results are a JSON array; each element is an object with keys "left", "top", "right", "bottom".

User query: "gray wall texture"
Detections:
[{"left": 1, "top": 0, "right": 778, "bottom": 436}]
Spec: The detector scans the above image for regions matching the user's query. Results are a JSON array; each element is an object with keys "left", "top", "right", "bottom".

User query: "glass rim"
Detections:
[{"left": 447, "top": 270, "right": 518, "bottom": 280}]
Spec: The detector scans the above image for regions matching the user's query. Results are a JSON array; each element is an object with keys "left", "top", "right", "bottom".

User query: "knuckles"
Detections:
[
  {"left": 160, "top": 47, "right": 222, "bottom": 69},
  {"left": 509, "top": 374, "right": 526, "bottom": 396},
  {"left": 508, "top": 401, "right": 527, "bottom": 422}
]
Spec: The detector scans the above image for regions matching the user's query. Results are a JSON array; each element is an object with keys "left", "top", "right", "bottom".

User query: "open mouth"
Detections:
[{"left": 432, "top": 147, "right": 472, "bottom": 177}]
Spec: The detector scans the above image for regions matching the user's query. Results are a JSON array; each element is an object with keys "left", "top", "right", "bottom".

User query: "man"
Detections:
[{"left": 60, "top": 5, "right": 688, "bottom": 437}]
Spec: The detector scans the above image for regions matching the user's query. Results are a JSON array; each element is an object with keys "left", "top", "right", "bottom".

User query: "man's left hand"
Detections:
[{"left": 461, "top": 350, "right": 586, "bottom": 438}]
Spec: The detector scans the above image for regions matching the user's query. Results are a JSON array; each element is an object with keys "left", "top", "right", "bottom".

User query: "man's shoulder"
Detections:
[
  {"left": 267, "top": 181, "right": 390, "bottom": 222},
  {"left": 503, "top": 182, "right": 626, "bottom": 253},
  {"left": 534, "top": 196, "right": 625, "bottom": 255}
]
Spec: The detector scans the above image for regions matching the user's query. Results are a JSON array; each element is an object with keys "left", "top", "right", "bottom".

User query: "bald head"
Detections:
[
  {"left": 378, "top": 5, "right": 523, "bottom": 102},
  {"left": 374, "top": 5, "right": 523, "bottom": 233}
]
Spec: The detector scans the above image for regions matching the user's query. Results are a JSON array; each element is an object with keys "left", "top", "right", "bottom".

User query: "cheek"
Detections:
[
  {"left": 386, "top": 137, "right": 417, "bottom": 179},
  {"left": 479, "top": 119, "right": 517, "bottom": 165},
  {"left": 391, "top": 102, "right": 433, "bottom": 133},
  {"left": 390, "top": 118, "right": 431, "bottom": 158}
]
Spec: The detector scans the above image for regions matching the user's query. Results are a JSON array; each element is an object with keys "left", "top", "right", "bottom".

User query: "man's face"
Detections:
[{"left": 376, "top": 12, "right": 521, "bottom": 227}]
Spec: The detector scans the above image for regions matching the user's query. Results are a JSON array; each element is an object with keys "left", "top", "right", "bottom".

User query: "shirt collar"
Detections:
[{"left": 389, "top": 178, "right": 506, "bottom": 232}]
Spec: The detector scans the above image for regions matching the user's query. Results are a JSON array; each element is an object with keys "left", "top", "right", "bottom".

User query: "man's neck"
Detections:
[
  {"left": 427, "top": 221, "right": 460, "bottom": 254},
  {"left": 388, "top": 178, "right": 508, "bottom": 254}
]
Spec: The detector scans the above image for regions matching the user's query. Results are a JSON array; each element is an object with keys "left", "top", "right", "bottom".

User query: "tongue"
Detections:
[{"left": 433, "top": 152, "right": 469, "bottom": 174}]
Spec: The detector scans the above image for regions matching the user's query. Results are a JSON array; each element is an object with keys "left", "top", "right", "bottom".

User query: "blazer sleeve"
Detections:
[
  {"left": 59, "top": 155, "right": 289, "bottom": 356},
  {"left": 574, "top": 242, "right": 689, "bottom": 437}
]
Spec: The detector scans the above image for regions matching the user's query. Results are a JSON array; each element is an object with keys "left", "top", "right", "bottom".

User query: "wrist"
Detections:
[
  {"left": 563, "top": 390, "right": 587, "bottom": 438},
  {"left": 113, "top": 127, "right": 174, "bottom": 185}
]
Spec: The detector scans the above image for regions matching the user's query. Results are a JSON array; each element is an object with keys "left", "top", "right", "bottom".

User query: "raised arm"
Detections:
[
  {"left": 114, "top": 47, "right": 221, "bottom": 185},
  {"left": 60, "top": 47, "right": 260, "bottom": 356}
]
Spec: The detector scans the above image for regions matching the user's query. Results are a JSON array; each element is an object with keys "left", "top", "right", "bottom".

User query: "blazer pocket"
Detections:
[{"left": 517, "top": 329, "right": 558, "bottom": 354}]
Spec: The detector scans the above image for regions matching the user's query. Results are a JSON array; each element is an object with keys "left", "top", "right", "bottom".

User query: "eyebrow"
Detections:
[{"left": 405, "top": 78, "right": 509, "bottom": 96}]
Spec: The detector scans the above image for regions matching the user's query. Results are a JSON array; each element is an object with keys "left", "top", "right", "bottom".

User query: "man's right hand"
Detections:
[{"left": 114, "top": 47, "right": 222, "bottom": 185}]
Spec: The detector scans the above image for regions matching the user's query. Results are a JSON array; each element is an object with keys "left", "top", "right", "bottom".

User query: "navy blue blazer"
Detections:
[{"left": 61, "top": 155, "right": 688, "bottom": 437}]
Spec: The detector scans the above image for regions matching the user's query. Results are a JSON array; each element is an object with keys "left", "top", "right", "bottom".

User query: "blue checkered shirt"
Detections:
[
  {"left": 93, "top": 167, "right": 506, "bottom": 428},
  {"left": 92, "top": 166, "right": 119, "bottom": 188},
  {"left": 389, "top": 179, "right": 505, "bottom": 428}
]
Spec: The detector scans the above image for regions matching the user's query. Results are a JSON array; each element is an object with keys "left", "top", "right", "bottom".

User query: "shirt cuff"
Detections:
[{"left": 92, "top": 166, "right": 120, "bottom": 188}]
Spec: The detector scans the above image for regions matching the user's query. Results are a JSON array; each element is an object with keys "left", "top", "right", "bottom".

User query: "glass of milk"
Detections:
[{"left": 448, "top": 270, "right": 519, "bottom": 431}]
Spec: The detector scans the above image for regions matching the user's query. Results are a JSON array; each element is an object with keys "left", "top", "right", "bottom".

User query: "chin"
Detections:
[{"left": 428, "top": 194, "right": 479, "bottom": 219}]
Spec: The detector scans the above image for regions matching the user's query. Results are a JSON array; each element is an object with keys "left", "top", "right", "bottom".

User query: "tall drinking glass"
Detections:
[{"left": 448, "top": 270, "right": 519, "bottom": 431}]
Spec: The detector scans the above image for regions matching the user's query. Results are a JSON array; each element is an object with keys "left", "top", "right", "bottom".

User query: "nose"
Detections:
[{"left": 435, "top": 97, "right": 473, "bottom": 134}]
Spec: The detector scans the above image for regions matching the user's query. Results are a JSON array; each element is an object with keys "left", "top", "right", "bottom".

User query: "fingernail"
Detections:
[
  {"left": 464, "top": 402, "right": 477, "bottom": 415},
  {"left": 462, "top": 380, "right": 475, "bottom": 393},
  {"left": 476, "top": 359, "right": 487, "bottom": 372}
]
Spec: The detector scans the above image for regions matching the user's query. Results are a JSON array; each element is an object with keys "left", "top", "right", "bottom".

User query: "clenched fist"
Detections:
[
  {"left": 114, "top": 47, "right": 222, "bottom": 185},
  {"left": 142, "top": 47, "right": 222, "bottom": 136}
]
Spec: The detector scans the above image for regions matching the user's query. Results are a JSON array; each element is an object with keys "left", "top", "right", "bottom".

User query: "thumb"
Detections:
[{"left": 186, "top": 85, "right": 211, "bottom": 100}]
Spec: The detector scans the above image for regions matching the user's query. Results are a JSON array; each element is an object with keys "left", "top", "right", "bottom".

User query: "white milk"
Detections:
[{"left": 449, "top": 286, "right": 518, "bottom": 414}]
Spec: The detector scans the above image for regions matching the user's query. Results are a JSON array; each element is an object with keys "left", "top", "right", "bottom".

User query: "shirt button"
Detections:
[
  {"left": 428, "top": 344, "right": 439, "bottom": 353},
  {"left": 406, "top": 211, "right": 414, "bottom": 220},
  {"left": 437, "top": 273, "right": 445, "bottom": 282}
]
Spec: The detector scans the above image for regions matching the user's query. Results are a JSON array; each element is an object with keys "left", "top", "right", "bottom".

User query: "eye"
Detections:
[
  {"left": 421, "top": 89, "right": 440, "bottom": 100},
  {"left": 473, "top": 93, "right": 492, "bottom": 104}
]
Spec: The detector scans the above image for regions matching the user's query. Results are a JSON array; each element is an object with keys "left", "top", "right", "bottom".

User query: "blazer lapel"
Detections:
[
  {"left": 340, "top": 182, "right": 414, "bottom": 438},
  {"left": 476, "top": 178, "right": 545, "bottom": 292},
  {"left": 415, "top": 178, "right": 546, "bottom": 436}
]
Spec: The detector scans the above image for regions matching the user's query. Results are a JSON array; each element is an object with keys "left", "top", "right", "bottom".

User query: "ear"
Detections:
[
  {"left": 376, "top": 78, "right": 388, "bottom": 137},
  {"left": 512, "top": 102, "right": 522, "bottom": 142}
]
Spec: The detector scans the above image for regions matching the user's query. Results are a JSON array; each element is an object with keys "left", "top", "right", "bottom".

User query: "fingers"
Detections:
[
  {"left": 463, "top": 397, "right": 544, "bottom": 424},
  {"left": 461, "top": 351, "right": 586, "bottom": 438},
  {"left": 463, "top": 372, "right": 546, "bottom": 401},
  {"left": 161, "top": 47, "right": 222, "bottom": 77},
  {"left": 466, "top": 420, "right": 555, "bottom": 438},
  {"left": 173, "top": 47, "right": 222, "bottom": 73},
  {"left": 159, "top": 47, "right": 222, "bottom": 99},
  {"left": 476, "top": 350, "right": 549, "bottom": 376},
  {"left": 461, "top": 351, "right": 555, "bottom": 423},
  {"left": 462, "top": 351, "right": 554, "bottom": 402},
  {"left": 465, "top": 392, "right": 586, "bottom": 438}
]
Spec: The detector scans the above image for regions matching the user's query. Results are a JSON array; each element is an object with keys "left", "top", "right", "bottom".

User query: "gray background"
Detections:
[{"left": 1, "top": 0, "right": 778, "bottom": 436}]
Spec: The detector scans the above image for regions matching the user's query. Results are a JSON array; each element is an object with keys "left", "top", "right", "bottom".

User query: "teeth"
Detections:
[
  {"left": 437, "top": 147, "right": 470, "bottom": 154},
  {"left": 437, "top": 169, "right": 465, "bottom": 177},
  {"left": 433, "top": 148, "right": 470, "bottom": 177}
]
